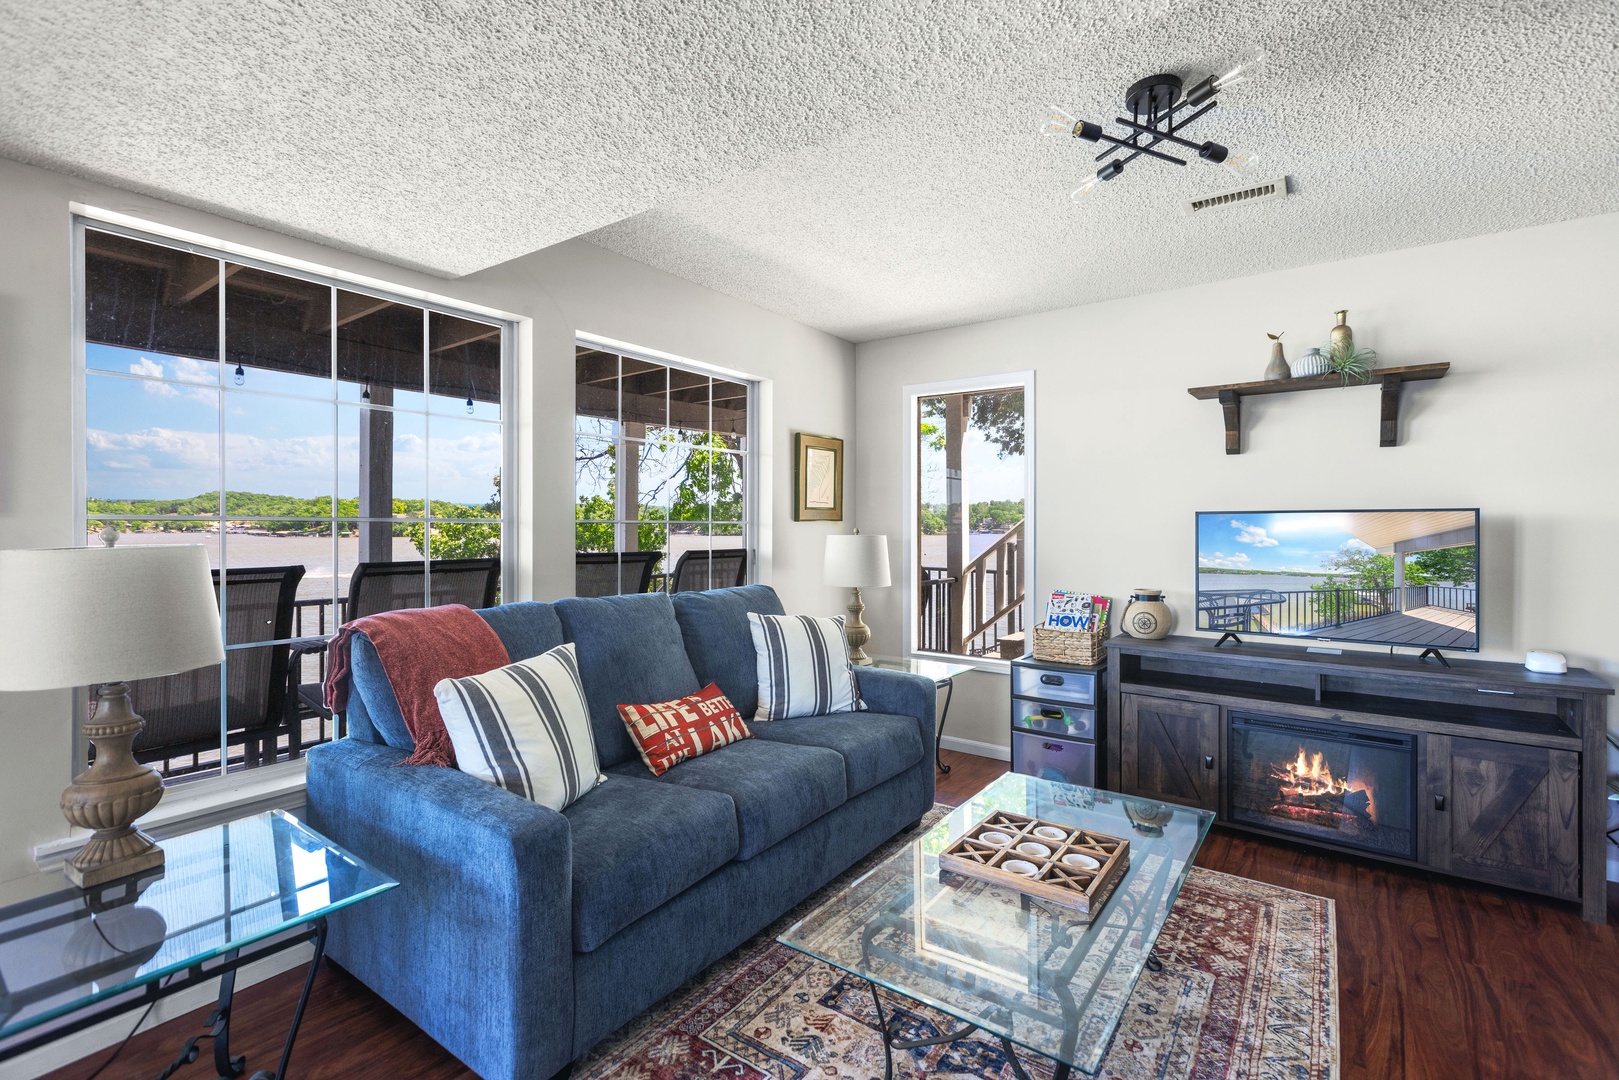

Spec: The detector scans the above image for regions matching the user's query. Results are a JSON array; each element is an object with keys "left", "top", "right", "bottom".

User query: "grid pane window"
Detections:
[
  {"left": 574, "top": 344, "right": 753, "bottom": 596},
  {"left": 81, "top": 226, "right": 507, "bottom": 784}
]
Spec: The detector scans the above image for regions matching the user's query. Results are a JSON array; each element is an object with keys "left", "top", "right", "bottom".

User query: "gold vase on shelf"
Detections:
[{"left": 1330, "top": 310, "right": 1353, "bottom": 353}]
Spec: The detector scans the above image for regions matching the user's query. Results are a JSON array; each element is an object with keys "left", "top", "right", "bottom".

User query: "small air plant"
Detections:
[{"left": 1324, "top": 340, "right": 1378, "bottom": 385}]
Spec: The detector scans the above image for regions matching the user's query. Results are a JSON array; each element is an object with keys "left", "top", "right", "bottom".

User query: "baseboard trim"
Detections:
[
  {"left": 0, "top": 944, "right": 313, "bottom": 1080},
  {"left": 939, "top": 735, "right": 1010, "bottom": 762}
]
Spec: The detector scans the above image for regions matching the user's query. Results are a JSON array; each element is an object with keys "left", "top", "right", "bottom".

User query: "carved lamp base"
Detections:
[
  {"left": 61, "top": 683, "right": 166, "bottom": 888},
  {"left": 845, "top": 587, "right": 875, "bottom": 667}
]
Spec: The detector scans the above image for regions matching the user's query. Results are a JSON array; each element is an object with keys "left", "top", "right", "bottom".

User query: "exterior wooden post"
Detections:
[
  {"left": 945, "top": 394, "right": 968, "bottom": 654},
  {"left": 358, "top": 386, "right": 395, "bottom": 562}
]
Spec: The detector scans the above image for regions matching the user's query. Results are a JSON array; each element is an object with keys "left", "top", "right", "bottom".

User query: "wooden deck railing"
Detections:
[{"left": 918, "top": 521, "right": 1026, "bottom": 656}]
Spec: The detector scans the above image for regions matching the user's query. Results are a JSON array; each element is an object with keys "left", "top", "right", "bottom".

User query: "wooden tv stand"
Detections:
[{"left": 1103, "top": 635, "right": 1613, "bottom": 923}]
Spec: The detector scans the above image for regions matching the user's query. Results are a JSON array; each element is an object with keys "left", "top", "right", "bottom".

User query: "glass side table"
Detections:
[
  {"left": 779, "top": 772, "right": 1216, "bottom": 1078},
  {"left": 868, "top": 655, "right": 974, "bottom": 773},
  {"left": 0, "top": 809, "right": 396, "bottom": 1078}
]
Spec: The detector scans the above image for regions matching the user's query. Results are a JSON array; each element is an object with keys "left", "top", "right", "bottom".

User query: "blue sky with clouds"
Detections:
[
  {"left": 86, "top": 345, "right": 500, "bottom": 507},
  {"left": 1196, "top": 512, "right": 1376, "bottom": 573}
]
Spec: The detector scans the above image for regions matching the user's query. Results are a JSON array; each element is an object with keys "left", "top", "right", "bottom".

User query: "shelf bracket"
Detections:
[
  {"left": 1379, "top": 375, "right": 1403, "bottom": 447},
  {"left": 1218, "top": 389, "right": 1241, "bottom": 455}
]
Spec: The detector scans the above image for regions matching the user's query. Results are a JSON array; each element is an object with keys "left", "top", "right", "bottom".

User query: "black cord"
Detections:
[{"left": 82, "top": 994, "right": 159, "bottom": 1080}]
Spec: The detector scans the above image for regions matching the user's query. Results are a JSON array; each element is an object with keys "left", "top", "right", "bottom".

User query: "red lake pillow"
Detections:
[{"left": 618, "top": 682, "right": 753, "bottom": 776}]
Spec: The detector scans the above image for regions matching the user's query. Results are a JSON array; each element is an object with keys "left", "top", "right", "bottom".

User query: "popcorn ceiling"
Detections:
[{"left": 1, "top": 1, "right": 1612, "bottom": 340}]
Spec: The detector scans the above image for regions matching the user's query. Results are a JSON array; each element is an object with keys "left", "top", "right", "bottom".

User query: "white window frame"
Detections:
[
  {"left": 573, "top": 332, "right": 762, "bottom": 587},
  {"left": 69, "top": 208, "right": 523, "bottom": 797},
  {"left": 902, "top": 370, "right": 1036, "bottom": 672}
]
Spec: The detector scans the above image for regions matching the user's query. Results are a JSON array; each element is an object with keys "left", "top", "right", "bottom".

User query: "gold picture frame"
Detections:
[{"left": 793, "top": 432, "right": 843, "bottom": 521}]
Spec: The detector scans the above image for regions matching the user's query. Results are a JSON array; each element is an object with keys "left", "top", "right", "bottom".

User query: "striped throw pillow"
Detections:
[
  {"left": 618, "top": 682, "right": 753, "bottom": 776},
  {"left": 747, "top": 613, "right": 865, "bottom": 721},
  {"left": 433, "top": 642, "right": 606, "bottom": 811}
]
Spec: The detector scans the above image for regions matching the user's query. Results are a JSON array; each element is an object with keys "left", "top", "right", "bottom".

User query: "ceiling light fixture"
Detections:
[{"left": 1044, "top": 51, "right": 1266, "bottom": 200}]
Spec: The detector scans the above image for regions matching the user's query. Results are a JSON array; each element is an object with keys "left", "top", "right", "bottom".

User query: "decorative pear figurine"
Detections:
[
  {"left": 1263, "top": 332, "right": 1291, "bottom": 381},
  {"left": 1330, "top": 310, "right": 1353, "bottom": 353}
]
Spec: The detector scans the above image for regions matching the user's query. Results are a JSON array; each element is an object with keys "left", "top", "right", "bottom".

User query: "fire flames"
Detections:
[
  {"left": 1272, "top": 747, "right": 1351, "bottom": 799},
  {"left": 1268, "top": 746, "right": 1374, "bottom": 824}
]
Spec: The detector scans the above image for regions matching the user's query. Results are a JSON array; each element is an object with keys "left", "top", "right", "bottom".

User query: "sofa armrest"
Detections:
[
  {"left": 305, "top": 739, "right": 574, "bottom": 1080},
  {"left": 857, "top": 667, "right": 938, "bottom": 761}
]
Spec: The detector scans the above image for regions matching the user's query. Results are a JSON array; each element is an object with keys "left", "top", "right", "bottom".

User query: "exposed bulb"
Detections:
[
  {"left": 233, "top": 364, "right": 245, "bottom": 386},
  {"left": 1212, "top": 50, "right": 1267, "bottom": 91},
  {"left": 1070, "top": 159, "right": 1124, "bottom": 201},
  {"left": 465, "top": 395, "right": 475, "bottom": 415},
  {"left": 1221, "top": 150, "right": 1258, "bottom": 172},
  {"left": 1041, "top": 105, "right": 1080, "bottom": 137}
]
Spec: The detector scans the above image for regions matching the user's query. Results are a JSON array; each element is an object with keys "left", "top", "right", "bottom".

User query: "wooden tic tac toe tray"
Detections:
[{"left": 939, "top": 810, "right": 1130, "bottom": 915}]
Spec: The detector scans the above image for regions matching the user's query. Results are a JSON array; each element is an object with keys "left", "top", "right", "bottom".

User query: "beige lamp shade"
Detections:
[
  {"left": 824, "top": 533, "right": 891, "bottom": 589},
  {"left": 0, "top": 545, "right": 225, "bottom": 692}
]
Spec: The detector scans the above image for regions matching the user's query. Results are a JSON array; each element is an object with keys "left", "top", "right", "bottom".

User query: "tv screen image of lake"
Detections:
[{"left": 1195, "top": 510, "right": 1479, "bottom": 651}]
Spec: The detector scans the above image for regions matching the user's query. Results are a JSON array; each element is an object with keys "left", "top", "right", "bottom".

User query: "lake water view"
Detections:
[
  {"left": 1198, "top": 573, "right": 1347, "bottom": 593},
  {"left": 919, "top": 532, "right": 1009, "bottom": 566}
]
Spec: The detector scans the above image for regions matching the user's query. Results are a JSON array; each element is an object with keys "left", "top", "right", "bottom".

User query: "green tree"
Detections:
[
  {"left": 1315, "top": 546, "right": 1395, "bottom": 589},
  {"left": 1309, "top": 546, "right": 1395, "bottom": 621},
  {"left": 1405, "top": 545, "right": 1476, "bottom": 585},
  {"left": 404, "top": 477, "right": 501, "bottom": 559},
  {"left": 575, "top": 431, "right": 739, "bottom": 565},
  {"left": 918, "top": 389, "right": 1024, "bottom": 458}
]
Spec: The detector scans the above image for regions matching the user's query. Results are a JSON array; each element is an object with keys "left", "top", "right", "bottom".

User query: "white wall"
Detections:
[
  {"left": 854, "top": 213, "right": 1619, "bottom": 754},
  {"left": 0, "top": 156, "right": 856, "bottom": 885}
]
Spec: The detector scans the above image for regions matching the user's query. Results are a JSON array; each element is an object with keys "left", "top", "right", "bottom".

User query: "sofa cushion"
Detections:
[
  {"left": 619, "top": 682, "right": 753, "bottom": 776},
  {"left": 555, "top": 593, "right": 702, "bottom": 768},
  {"left": 748, "top": 613, "right": 863, "bottom": 720},
  {"left": 435, "top": 643, "right": 606, "bottom": 811},
  {"left": 563, "top": 772, "right": 740, "bottom": 953},
  {"left": 749, "top": 711, "right": 924, "bottom": 799},
  {"left": 608, "top": 738, "right": 846, "bottom": 860},
  {"left": 476, "top": 600, "right": 565, "bottom": 661},
  {"left": 340, "top": 602, "right": 563, "bottom": 748},
  {"left": 671, "top": 585, "right": 786, "bottom": 720},
  {"left": 349, "top": 634, "right": 414, "bottom": 750}
]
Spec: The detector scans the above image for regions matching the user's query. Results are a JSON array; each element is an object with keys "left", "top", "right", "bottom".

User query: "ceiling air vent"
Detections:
[{"left": 1185, "top": 175, "right": 1291, "bottom": 214}]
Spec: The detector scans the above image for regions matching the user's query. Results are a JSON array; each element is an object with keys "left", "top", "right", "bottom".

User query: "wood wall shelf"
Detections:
[{"left": 1187, "top": 362, "right": 1450, "bottom": 455}]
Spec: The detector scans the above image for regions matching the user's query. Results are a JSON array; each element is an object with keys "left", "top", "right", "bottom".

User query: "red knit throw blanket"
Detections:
[{"left": 324, "top": 605, "right": 510, "bottom": 768}]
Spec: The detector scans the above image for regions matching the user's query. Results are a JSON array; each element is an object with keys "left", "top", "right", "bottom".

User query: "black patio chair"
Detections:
[
  {"left": 292, "top": 557, "right": 502, "bottom": 730},
  {"left": 669, "top": 547, "right": 748, "bottom": 593},
  {"left": 574, "top": 551, "right": 662, "bottom": 597},
  {"left": 129, "top": 565, "right": 305, "bottom": 772}
]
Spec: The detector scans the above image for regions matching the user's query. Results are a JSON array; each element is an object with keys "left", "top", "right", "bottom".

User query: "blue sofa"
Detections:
[{"left": 305, "top": 585, "right": 936, "bottom": 1080}]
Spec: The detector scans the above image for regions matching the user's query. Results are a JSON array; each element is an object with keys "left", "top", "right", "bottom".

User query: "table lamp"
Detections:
[
  {"left": 0, "top": 545, "right": 224, "bottom": 887},
  {"left": 824, "top": 532, "right": 891, "bottom": 666}
]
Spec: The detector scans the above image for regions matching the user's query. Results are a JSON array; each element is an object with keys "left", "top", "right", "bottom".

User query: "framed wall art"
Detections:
[{"left": 793, "top": 432, "right": 843, "bottom": 521}]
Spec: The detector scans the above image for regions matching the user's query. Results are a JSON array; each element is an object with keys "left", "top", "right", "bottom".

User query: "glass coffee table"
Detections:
[
  {"left": 779, "top": 772, "right": 1214, "bottom": 1078},
  {"left": 0, "top": 810, "right": 395, "bottom": 1078}
]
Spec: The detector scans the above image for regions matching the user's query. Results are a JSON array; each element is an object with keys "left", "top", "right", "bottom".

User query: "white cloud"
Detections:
[
  {"left": 89, "top": 422, "right": 498, "bottom": 504},
  {"left": 88, "top": 427, "right": 218, "bottom": 467},
  {"left": 1343, "top": 538, "right": 1375, "bottom": 551},
  {"left": 131, "top": 356, "right": 180, "bottom": 398},
  {"left": 128, "top": 355, "right": 217, "bottom": 402},
  {"left": 1198, "top": 551, "right": 1251, "bottom": 569},
  {"left": 1230, "top": 520, "right": 1279, "bottom": 547},
  {"left": 170, "top": 356, "right": 216, "bottom": 384}
]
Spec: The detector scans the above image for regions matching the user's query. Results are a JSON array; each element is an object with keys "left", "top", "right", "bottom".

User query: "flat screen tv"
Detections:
[{"left": 1195, "top": 509, "right": 1480, "bottom": 652}]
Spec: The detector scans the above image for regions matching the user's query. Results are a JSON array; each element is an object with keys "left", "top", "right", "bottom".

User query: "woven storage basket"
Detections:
[{"left": 1032, "top": 624, "right": 1107, "bottom": 665}]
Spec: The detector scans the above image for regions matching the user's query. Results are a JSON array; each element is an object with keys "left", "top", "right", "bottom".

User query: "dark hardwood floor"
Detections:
[{"left": 41, "top": 749, "right": 1619, "bottom": 1080}]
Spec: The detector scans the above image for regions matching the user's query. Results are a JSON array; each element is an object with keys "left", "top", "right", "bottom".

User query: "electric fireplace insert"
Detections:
[{"left": 1227, "top": 713, "right": 1417, "bottom": 860}]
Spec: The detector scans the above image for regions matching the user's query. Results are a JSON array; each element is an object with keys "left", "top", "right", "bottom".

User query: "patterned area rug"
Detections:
[{"left": 578, "top": 810, "right": 1338, "bottom": 1080}]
